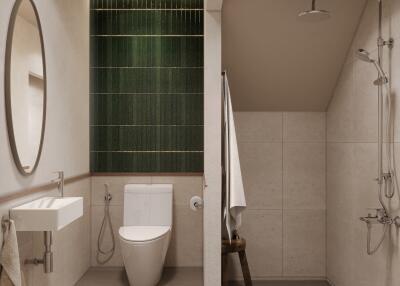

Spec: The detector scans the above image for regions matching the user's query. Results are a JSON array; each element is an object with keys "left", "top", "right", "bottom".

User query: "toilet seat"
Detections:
[{"left": 119, "top": 226, "right": 171, "bottom": 243}]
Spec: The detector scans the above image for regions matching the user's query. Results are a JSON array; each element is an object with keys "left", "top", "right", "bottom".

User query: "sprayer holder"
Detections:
[{"left": 377, "top": 37, "right": 394, "bottom": 48}]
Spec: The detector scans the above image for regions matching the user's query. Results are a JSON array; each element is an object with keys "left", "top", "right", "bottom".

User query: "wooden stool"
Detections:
[{"left": 221, "top": 236, "right": 252, "bottom": 286}]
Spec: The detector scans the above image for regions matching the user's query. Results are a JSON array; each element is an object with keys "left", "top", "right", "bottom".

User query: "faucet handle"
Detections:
[
  {"left": 366, "top": 208, "right": 386, "bottom": 219},
  {"left": 51, "top": 171, "right": 64, "bottom": 185},
  {"left": 366, "top": 208, "right": 379, "bottom": 217}
]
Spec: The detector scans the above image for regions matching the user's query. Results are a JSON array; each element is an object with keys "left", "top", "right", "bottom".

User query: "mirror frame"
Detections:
[{"left": 4, "top": 0, "right": 47, "bottom": 176}]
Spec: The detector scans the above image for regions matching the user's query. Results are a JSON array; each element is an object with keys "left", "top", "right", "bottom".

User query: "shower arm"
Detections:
[{"left": 372, "top": 60, "right": 388, "bottom": 82}]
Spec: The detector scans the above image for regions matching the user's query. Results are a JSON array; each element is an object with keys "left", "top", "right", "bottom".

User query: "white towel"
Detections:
[
  {"left": 0, "top": 219, "right": 25, "bottom": 286},
  {"left": 223, "top": 74, "right": 247, "bottom": 241}
]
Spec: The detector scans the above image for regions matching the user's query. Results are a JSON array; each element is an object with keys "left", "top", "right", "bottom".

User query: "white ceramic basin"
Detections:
[{"left": 11, "top": 197, "right": 83, "bottom": 231}]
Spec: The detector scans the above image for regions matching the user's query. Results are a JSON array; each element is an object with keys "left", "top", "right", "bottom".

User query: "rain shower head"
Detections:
[{"left": 298, "top": 0, "right": 330, "bottom": 22}]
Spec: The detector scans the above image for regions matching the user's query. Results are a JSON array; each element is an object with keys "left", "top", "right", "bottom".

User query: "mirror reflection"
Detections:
[{"left": 6, "top": 0, "right": 46, "bottom": 175}]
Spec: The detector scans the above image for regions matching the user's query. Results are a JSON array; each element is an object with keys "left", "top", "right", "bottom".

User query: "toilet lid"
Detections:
[{"left": 119, "top": 226, "right": 170, "bottom": 242}]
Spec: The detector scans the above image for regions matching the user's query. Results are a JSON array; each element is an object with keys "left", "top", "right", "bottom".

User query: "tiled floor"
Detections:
[
  {"left": 76, "top": 267, "right": 329, "bottom": 286},
  {"left": 75, "top": 267, "right": 203, "bottom": 286}
]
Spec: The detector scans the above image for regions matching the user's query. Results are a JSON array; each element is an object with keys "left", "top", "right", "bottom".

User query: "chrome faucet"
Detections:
[{"left": 52, "top": 171, "right": 64, "bottom": 197}]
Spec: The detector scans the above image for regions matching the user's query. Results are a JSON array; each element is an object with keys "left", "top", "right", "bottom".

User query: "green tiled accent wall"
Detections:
[{"left": 90, "top": 0, "right": 204, "bottom": 173}]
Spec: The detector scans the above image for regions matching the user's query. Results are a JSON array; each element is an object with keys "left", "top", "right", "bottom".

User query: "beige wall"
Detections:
[
  {"left": 0, "top": 1, "right": 90, "bottom": 285},
  {"left": 90, "top": 176, "right": 203, "bottom": 268},
  {"left": 0, "top": 0, "right": 89, "bottom": 194},
  {"left": 204, "top": 9, "right": 222, "bottom": 286},
  {"left": 327, "top": 1, "right": 400, "bottom": 286},
  {"left": 228, "top": 112, "right": 326, "bottom": 280}
]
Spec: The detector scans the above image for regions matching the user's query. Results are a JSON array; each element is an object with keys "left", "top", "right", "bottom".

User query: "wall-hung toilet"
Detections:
[{"left": 119, "top": 184, "right": 173, "bottom": 286}]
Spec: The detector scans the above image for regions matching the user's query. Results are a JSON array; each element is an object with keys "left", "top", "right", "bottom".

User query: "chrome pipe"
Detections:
[
  {"left": 43, "top": 231, "right": 53, "bottom": 273},
  {"left": 25, "top": 231, "right": 53, "bottom": 273}
]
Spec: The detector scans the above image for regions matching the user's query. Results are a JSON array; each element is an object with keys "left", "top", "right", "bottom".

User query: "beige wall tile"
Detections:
[
  {"left": 91, "top": 205, "right": 124, "bottom": 267},
  {"left": 17, "top": 231, "right": 33, "bottom": 248},
  {"left": 283, "top": 210, "right": 326, "bottom": 277},
  {"left": 238, "top": 142, "right": 282, "bottom": 209},
  {"left": 91, "top": 176, "right": 151, "bottom": 206},
  {"left": 165, "top": 206, "right": 203, "bottom": 267},
  {"left": 386, "top": 41, "right": 400, "bottom": 143},
  {"left": 327, "top": 73, "right": 355, "bottom": 142},
  {"left": 283, "top": 112, "right": 326, "bottom": 142},
  {"left": 352, "top": 60, "right": 379, "bottom": 143},
  {"left": 352, "top": 0, "right": 381, "bottom": 54},
  {"left": 32, "top": 230, "right": 62, "bottom": 286},
  {"left": 19, "top": 241, "right": 34, "bottom": 286},
  {"left": 151, "top": 176, "right": 203, "bottom": 206},
  {"left": 326, "top": 211, "right": 354, "bottom": 286},
  {"left": 235, "top": 112, "right": 283, "bottom": 142},
  {"left": 283, "top": 143, "right": 326, "bottom": 210},
  {"left": 352, "top": 143, "right": 379, "bottom": 217},
  {"left": 326, "top": 142, "right": 400, "bottom": 286},
  {"left": 326, "top": 143, "right": 356, "bottom": 219},
  {"left": 327, "top": 3, "right": 400, "bottom": 284},
  {"left": 227, "top": 210, "right": 283, "bottom": 279}
]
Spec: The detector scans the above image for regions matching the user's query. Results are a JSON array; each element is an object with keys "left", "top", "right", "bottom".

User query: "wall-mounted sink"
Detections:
[{"left": 11, "top": 197, "right": 83, "bottom": 231}]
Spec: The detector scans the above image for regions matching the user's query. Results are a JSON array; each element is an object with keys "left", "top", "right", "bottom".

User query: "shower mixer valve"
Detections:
[{"left": 360, "top": 208, "right": 400, "bottom": 227}]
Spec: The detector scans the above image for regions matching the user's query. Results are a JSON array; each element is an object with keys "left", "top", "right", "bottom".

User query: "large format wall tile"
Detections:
[
  {"left": 165, "top": 206, "right": 203, "bottom": 267},
  {"left": 233, "top": 111, "right": 327, "bottom": 280},
  {"left": 352, "top": 59, "right": 379, "bottom": 142},
  {"left": 283, "top": 143, "right": 326, "bottom": 210},
  {"left": 239, "top": 142, "right": 283, "bottom": 210},
  {"left": 327, "top": 67, "right": 355, "bottom": 143},
  {"left": 228, "top": 210, "right": 283, "bottom": 279},
  {"left": 235, "top": 112, "right": 283, "bottom": 143},
  {"left": 283, "top": 112, "right": 326, "bottom": 142},
  {"left": 283, "top": 210, "right": 326, "bottom": 277},
  {"left": 327, "top": 1, "right": 400, "bottom": 285}
]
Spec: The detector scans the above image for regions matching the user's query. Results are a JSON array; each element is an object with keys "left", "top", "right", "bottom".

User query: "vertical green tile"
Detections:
[{"left": 90, "top": 0, "right": 204, "bottom": 173}]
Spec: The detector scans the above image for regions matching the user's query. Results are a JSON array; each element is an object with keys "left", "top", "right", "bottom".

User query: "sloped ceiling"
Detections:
[{"left": 222, "top": 0, "right": 366, "bottom": 111}]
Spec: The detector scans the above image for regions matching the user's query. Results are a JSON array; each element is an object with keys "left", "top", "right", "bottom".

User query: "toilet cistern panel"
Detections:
[{"left": 124, "top": 184, "right": 173, "bottom": 227}]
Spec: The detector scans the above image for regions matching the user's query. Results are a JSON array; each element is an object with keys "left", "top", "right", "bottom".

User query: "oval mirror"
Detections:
[{"left": 5, "top": 0, "right": 46, "bottom": 176}]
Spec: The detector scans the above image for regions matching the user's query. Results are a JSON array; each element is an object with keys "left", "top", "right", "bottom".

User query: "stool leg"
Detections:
[
  {"left": 222, "top": 253, "right": 229, "bottom": 286},
  {"left": 238, "top": 250, "right": 252, "bottom": 286}
]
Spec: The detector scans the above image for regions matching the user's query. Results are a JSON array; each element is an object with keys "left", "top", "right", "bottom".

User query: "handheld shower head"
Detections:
[
  {"left": 356, "top": 49, "right": 388, "bottom": 86},
  {"left": 356, "top": 49, "right": 374, "bottom": 63}
]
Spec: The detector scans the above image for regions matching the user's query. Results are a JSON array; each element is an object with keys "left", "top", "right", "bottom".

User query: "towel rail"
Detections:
[{"left": 0, "top": 172, "right": 90, "bottom": 204}]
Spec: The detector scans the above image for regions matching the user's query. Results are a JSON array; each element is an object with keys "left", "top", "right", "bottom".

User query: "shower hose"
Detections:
[
  {"left": 366, "top": 180, "right": 390, "bottom": 255},
  {"left": 366, "top": 220, "right": 389, "bottom": 255},
  {"left": 96, "top": 184, "right": 115, "bottom": 264}
]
